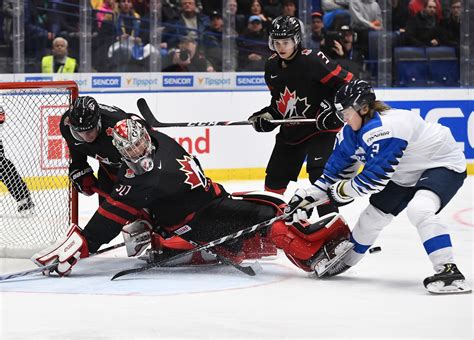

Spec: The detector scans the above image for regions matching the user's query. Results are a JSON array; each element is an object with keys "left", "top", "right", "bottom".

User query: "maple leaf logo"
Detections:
[
  {"left": 106, "top": 127, "right": 114, "bottom": 136},
  {"left": 177, "top": 155, "right": 207, "bottom": 189},
  {"left": 276, "top": 87, "right": 311, "bottom": 119}
]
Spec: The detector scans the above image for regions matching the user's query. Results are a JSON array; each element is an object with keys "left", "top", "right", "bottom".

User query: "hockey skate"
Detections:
[
  {"left": 423, "top": 263, "right": 471, "bottom": 294},
  {"left": 17, "top": 197, "right": 34, "bottom": 215},
  {"left": 310, "top": 239, "right": 354, "bottom": 278}
]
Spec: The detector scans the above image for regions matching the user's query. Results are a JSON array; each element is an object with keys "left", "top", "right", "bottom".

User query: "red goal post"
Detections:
[{"left": 0, "top": 81, "right": 78, "bottom": 258}]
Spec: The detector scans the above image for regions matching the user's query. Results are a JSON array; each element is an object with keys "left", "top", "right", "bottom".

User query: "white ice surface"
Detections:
[{"left": 1, "top": 178, "right": 473, "bottom": 339}]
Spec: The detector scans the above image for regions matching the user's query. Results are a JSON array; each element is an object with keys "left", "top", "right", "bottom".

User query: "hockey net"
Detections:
[{"left": 0, "top": 81, "right": 78, "bottom": 258}]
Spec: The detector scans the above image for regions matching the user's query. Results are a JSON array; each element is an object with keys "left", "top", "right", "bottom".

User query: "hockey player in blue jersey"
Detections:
[{"left": 285, "top": 79, "right": 470, "bottom": 294}]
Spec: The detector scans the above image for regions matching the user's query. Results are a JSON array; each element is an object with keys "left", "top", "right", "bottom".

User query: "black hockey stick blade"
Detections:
[{"left": 137, "top": 98, "right": 160, "bottom": 127}]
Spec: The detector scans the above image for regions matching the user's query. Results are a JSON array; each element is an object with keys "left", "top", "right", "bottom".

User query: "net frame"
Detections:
[{"left": 0, "top": 81, "right": 78, "bottom": 258}]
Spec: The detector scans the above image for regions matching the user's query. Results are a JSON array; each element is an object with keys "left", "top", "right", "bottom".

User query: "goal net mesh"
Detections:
[{"left": 0, "top": 83, "right": 77, "bottom": 258}]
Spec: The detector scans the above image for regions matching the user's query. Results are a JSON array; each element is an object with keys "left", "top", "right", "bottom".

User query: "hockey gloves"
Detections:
[
  {"left": 31, "top": 224, "right": 89, "bottom": 276},
  {"left": 285, "top": 186, "right": 328, "bottom": 224},
  {"left": 248, "top": 107, "right": 278, "bottom": 132},
  {"left": 328, "top": 180, "right": 355, "bottom": 207},
  {"left": 315, "top": 99, "right": 344, "bottom": 131},
  {"left": 122, "top": 220, "right": 152, "bottom": 257},
  {"left": 70, "top": 166, "right": 98, "bottom": 196}
]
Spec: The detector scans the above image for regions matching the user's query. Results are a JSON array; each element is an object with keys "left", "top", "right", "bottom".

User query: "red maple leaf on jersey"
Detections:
[
  {"left": 276, "top": 86, "right": 311, "bottom": 119},
  {"left": 177, "top": 155, "right": 207, "bottom": 189},
  {"left": 106, "top": 127, "right": 114, "bottom": 136}
]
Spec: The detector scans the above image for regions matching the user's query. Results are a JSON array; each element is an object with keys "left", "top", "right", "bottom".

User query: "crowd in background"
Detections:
[{"left": 0, "top": 0, "right": 463, "bottom": 83}]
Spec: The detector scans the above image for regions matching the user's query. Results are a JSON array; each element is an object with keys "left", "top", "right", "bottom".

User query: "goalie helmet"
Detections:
[
  {"left": 69, "top": 96, "right": 100, "bottom": 132},
  {"left": 112, "top": 119, "right": 155, "bottom": 175},
  {"left": 334, "top": 79, "right": 376, "bottom": 113},
  {"left": 268, "top": 15, "right": 302, "bottom": 51}
]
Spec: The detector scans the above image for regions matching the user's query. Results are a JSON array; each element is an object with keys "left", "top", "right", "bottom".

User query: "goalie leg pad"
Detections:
[
  {"left": 270, "top": 213, "right": 350, "bottom": 272},
  {"left": 31, "top": 224, "right": 89, "bottom": 276},
  {"left": 122, "top": 220, "right": 152, "bottom": 257}
]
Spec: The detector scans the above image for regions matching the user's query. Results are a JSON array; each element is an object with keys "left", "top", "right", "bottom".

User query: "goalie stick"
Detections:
[
  {"left": 0, "top": 241, "right": 126, "bottom": 282},
  {"left": 111, "top": 200, "right": 325, "bottom": 280},
  {"left": 136, "top": 98, "right": 316, "bottom": 128}
]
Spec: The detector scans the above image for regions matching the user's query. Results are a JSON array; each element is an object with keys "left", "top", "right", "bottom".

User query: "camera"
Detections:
[
  {"left": 325, "top": 31, "right": 344, "bottom": 48},
  {"left": 178, "top": 49, "right": 190, "bottom": 61}
]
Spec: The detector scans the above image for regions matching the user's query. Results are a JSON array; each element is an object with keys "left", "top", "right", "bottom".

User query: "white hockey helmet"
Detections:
[{"left": 112, "top": 119, "right": 155, "bottom": 175}]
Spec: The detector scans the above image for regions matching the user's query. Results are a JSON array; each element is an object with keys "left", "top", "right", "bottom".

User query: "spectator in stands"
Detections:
[
  {"left": 320, "top": 25, "right": 364, "bottom": 78},
  {"left": 405, "top": 0, "right": 444, "bottom": 47},
  {"left": 441, "top": 0, "right": 461, "bottom": 47},
  {"left": 392, "top": 0, "right": 411, "bottom": 32},
  {"left": 96, "top": 0, "right": 116, "bottom": 29},
  {"left": 282, "top": 0, "right": 298, "bottom": 17},
  {"left": 348, "top": 0, "right": 382, "bottom": 56},
  {"left": 41, "top": 36, "right": 78, "bottom": 73},
  {"left": 321, "top": 0, "right": 351, "bottom": 30},
  {"left": 106, "top": 0, "right": 144, "bottom": 71},
  {"left": 409, "top": 0, "right": 443, "bottom": 21},
  {"left": 203, "top": 10, "right": 224, "bottom": 71},
  {"left": 228, "top": 0, "right": 247, "bottom": 34},
  {"left": 237, "top": 15, "right": 270, "bottom": 71},
  {"left": 248, "top": 0, "right": 271, "bottom": 30},
  {"left": 263, "top": 0, "right": 282, "bottom": 21},
  {"left": 162, "top": 35, "right": 214, "bottom": 72},
  {"left": 308, "top": 11, "right": 325, "bottom": 49},
  {"left": 164, "top": 0, "right": 210, "bottom": 48}
]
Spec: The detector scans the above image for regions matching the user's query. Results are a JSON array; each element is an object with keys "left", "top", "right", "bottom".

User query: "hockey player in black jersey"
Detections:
[
  {"left": 0, "top": 105, "right": 34, "bottom": 212},
  {"left": 60, "top": 96, "right": 130, "bottom": 201},
  {"left": 248, "top": 15, "right": 353, "bottom": 219},
  {"left": 31, "top": 119, "right": 352, "bottom": 277}
]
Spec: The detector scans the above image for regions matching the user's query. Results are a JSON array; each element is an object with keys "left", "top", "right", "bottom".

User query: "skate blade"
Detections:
[
  {"left": 426, "top": 280, "right": 472, "bottom": 294},
  {"left": 315, "top": 241, "right": 354, "bottom": 278}
]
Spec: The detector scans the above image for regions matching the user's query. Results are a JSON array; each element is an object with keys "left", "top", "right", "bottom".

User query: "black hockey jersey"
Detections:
[
  {"left": 264, "top": 48, "right": 353, "bottom": 144},
  {"left": 82, "top": 128, "right": 224, "bottom": 252},
  {"left": 60, "top": 103, "right": 130, "bottom": 178}
]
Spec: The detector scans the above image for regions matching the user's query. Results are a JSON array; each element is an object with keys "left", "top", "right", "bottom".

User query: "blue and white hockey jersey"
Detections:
[{"left": 315, "top": 109, "right": 466, "bottom": 197}]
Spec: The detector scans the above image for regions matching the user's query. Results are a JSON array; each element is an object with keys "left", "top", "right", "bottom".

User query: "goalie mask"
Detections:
[{"left": 112, "top": 119, "right": 155, "bottom": 175}]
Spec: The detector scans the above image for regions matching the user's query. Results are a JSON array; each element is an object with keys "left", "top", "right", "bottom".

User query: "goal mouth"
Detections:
[{"left": 0, "top": 81, "right": 78, "bottom": 258}]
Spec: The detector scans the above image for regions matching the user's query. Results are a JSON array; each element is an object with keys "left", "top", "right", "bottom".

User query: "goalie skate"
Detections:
[
  {"left": 423, "top": 263, "right": 472, "bottom": 295},
  {"left": 311, "top": 239, "right": 354, "bottom": 278}
]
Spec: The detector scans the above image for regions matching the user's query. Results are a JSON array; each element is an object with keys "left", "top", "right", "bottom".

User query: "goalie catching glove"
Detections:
[
  {"left": 70, "top": 166, "right": 98, "bottom": 196},
  {"left": 315, "top": 99, "right": 344, "bottom": 131},
  {"left": 285, "top": 186, "right": 328, "bottom": 224},
  {"left": 31, "top": 224, "right": 89, "bottom": 276},
  {"left": 248, "top": 107, "right": 278, "bottom": 132}
]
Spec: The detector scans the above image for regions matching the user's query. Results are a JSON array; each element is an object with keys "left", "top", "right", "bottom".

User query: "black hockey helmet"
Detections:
[
  {"left": 334, "top": 79, "right": 376, "bottom": 113},
  {"left": 268, "top": 15, "right": 302, "bottom": 51},
  {"left": 69, "top": 96, "right": 100, "bottom": 132}
]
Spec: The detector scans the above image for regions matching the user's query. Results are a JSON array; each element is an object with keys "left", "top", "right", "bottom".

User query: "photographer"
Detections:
[
  {"left": 321, "top": 25, "right": 364, "bottom": 78},
  {"left": 162, "top": 35, "right": 214, "bottom": 72}
]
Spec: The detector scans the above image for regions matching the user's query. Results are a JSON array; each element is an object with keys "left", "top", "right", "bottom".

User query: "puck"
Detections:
[{"left": 369, "top": 246, "right": 382, "bottom": 254}]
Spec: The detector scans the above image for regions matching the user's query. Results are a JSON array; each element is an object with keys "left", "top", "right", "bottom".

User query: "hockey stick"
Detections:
[
  {"left": 0, "top": 241, "right": 126, "bottom": 282},
  {"left": 135, "top": 99, "right": 261, "bottom": 276},
  {"left": 136, "top": 98, "right": 316, "bottom": 128},
  {"left": 111, "top": 200, "right": 326, "bottom": 280}
]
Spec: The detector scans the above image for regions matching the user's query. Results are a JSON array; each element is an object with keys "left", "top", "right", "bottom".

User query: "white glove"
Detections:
[
  {"left": 122, "top": 220, "right": 152, "bottom": 257},
  {"left": 328, "top": 180, "right": 355, "bottom": 206},
  {"left": 31, "top": 224, "right": 89, "bottom": 276},
  {"left": 284, "top": 186, "right": 328, "bottom": 224}
]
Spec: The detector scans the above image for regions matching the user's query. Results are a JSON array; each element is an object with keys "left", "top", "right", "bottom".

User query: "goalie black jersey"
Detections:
[
  {"left": 264, "top": 48, "right": 353, "bottom": 144},
  {"left": 82, "top": 129, "right": 224, "bottom": 252},
  {"left": 60, "top": 103, "right": 130, "bottom": 177}
]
